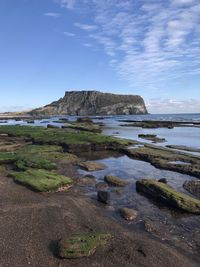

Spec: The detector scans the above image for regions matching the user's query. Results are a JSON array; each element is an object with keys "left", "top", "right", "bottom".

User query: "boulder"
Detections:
[
  {"left": 158, "top": 178, "right": 167, "bottom": 184},
  {"left": 95, "top": 182, "right": 109, "bottom": 191}
]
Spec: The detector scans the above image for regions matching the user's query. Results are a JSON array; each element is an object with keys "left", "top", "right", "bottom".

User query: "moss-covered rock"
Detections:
[
  {"left": 136, "top": 179, "right": 200, "bottom": 214},
  {"left": 0, "top": 125, "right": 131, "bottom": 152},
  {"left": 58, "top": 233, "right": 111, "bottom": 259},
  {"left": 138, "top": 134, "right": 166, "bottom": 143},
  {"left": 104, "top": 175, "right": 129, "bottom": 187},
  {"left": 11, "top": 169, "right": 72, "bottom": 192}
]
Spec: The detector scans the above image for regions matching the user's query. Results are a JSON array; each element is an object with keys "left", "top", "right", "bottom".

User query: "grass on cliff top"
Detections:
[
  {"left": 11, "top": 168, "right": 72, "bottom": 192},
  {"left": 0, "top": 125, "right": 131, "bottom": 146}
]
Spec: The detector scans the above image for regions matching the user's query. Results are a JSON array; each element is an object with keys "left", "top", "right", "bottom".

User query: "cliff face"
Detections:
[{"left": 29, "top": 91, "right": 148, "bottom": 116}]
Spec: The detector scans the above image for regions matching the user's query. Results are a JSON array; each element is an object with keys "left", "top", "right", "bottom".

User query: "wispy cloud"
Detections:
[
  {"left": 44, "top": 12, "right": 61, "bottom": 18},
  {"left": 147, "top": 98, "right": 200, "bottom": 114},
  {"left": 57, "top": 0, "right": 76, "bottom": 9},
  {"left": 63, "top": 31, "right": 75, "bottom": 37},
  {"left": 56, "top": 0, "right": 200, "bottom": 91},
  {"left": 74, "top": 22, "right": 98, "bottom": 31}
]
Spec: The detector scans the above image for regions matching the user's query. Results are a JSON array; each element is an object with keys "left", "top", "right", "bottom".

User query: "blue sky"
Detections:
[{"left": 0, "top": 0, "right": 200, "bottom": 113}]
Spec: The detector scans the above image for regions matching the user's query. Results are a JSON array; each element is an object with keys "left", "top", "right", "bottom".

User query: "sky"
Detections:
[{"left": 0, "top": 0, "right": 200, "bottom": 114}]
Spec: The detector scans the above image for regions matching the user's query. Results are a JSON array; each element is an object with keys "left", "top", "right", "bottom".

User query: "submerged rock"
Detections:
[
  {"left": 58, "top": 233, "right": 111, "bottom": 259},
  {"left": 97, "top": 190, "right": 110, "bottom": 204},
  {"left": 136, "top": 179, "right": 200, "bottom": 214},
  {"left": 120, "top": 208, "right": 138, "bottom": 221},
  {"left": 138, "top": 134, "right": 166, "bottom": 143},
  {"left": 79, "top": 161, "right": 106, "bottom": 171},
  {"left": 104, "top": 175, "right": 129, "bottom": 187},
  {"left": 183, "top": 180, "right": 200, "bottom": 199},
  {"left": 95, "top": 182, "right": 109, "bottom": 191}
]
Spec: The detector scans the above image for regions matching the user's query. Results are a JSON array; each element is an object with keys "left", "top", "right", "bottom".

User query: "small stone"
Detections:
[
  {"left": 158, "top": 178, "right": 167, "bottom": 184},
  {"left": 97, "top": 190, "right": 110, "bottom": 204},
  {"left": 120, "top": 208, "right": 138, "bottom": 221}
]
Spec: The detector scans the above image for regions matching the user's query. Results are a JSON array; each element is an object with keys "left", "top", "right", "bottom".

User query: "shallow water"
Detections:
[{"left": 78, "top": 154, "right": 200, "bottom": 255}]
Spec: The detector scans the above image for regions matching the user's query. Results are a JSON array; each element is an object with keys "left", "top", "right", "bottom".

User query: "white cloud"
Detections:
[
  {"left": 83, "top": 43, "right": 93, "bottom": 47},
  {"left": 63, "top": 31, "right": 75, "bottom": 37},
  {"left": 57, "top": 0, "right": 76, "bottom": 9},
  {"left": 56, "top": 0, "right": 200, "bottom": 91},
  {"left": 74, "top": 22, "right": 98, "bottom": 31},
  {"left": 147, "top": 98, "right": 200, "bottom": 114},
  {"left": 44, "top": 12, "right": 61, "bottom": 18}
]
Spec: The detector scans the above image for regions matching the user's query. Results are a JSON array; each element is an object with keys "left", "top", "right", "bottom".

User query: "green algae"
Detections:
[
  {"left": 58, "top": 233, "right": 111, "bottom": 259},
  {"left": 136, "top": 179, "right": 200, "bottom": 214},
  {"left": 11, "top": 168, "right": 72, "bottom": 192}
]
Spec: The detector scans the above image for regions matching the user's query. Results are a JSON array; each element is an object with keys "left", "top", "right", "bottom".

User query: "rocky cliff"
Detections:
[{"left": 29, "top": 91, "right": 148, "bottom": 116}]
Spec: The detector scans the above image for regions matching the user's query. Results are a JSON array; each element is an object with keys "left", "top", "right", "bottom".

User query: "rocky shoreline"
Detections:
[{"left": 0, "top": 118, "right": 199, "bottom": 266}]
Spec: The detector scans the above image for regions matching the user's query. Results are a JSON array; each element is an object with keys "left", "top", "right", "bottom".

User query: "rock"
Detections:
[
  {"left": 58, "top": 233, "right": 111, "bottom": 259},
  {"left": 47, "top": 124, "right": 59, "bottom": 128},
  {"left": 77, "top": 117, "right": 93, "bottom": 123},
  {"left": 95, "top": 182, "right": 109, "bottom": 191},
  {"left": 136, "top": 179, "right": 200, "bottom": 214},
  {"left": 79, "top": 161, "right": 106, "bottom": 171},
  {"left": 120, "top": 208, "right": 138, "bottom": 221},
  {"left": 76, "top": 175, "right": 96, "bottom": 186},
  {"left": 138, "top": 134, "right": 166, "bottom": 143},
  {"left": 26, "top": 120, "right": 34, "bottom": 124},
  {"left": 97, "top": 190, "right": 110, "bottom": 204},
  {"left": 158, "top": 178, "right": 167, "bottom": 184},
  {"left": 28, "top": 91, "right": 148, "bottom": 116},
  {"left": 183, "top": 180, "right": 200, "bottom": 199},
  {"left": 104, "top": 175, "right": 129, "bottom": 187}
]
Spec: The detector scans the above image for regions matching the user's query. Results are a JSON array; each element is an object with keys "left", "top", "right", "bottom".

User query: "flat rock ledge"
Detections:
[
  {"left": 58, "top": 233, "right": 111, "bottom": 259},
  {"left": 136, "top": 179, "right": 200, "bottom": 214}
]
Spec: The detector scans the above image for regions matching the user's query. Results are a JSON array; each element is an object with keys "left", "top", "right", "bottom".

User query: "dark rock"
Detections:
[
  {"left": 158, "top": 178, "right": 167, "bottom": 184},
  {"left": 47, "top": 124, "right": 59, "bottom": 128},
  {"left": 28, "top": 91, "right": 148, "bottom": 116},
  {"left": 97, "top": 190, "right": 110, "bottom": 204},
  {"left": 77, "top": 117, "right": 93, "bottom": 123},
  {"left": 183, "top": 180, "right": 200, "bottom": 199}
]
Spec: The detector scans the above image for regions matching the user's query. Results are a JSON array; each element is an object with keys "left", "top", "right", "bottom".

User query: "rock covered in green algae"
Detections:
[
  {"left": 79, "top": 161, "right": 106, "bottom": 171},
  {"left": 138, "top": 134, "right": 166, "bottom": 143},
  {"left": 136, "top": 179, "right": 200, "bottom": 214},
  {"left": 58, "top": 233, "right": 111, "bottom": 259},
  {"left": 119, "top": 208, "right": 138, "bottom": 221},
  {"left": 104, "top": 175, "right": 129, "bottom": 187},
  {"left": 11, "top": 169, "right": 72, "bottom": 192}
]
